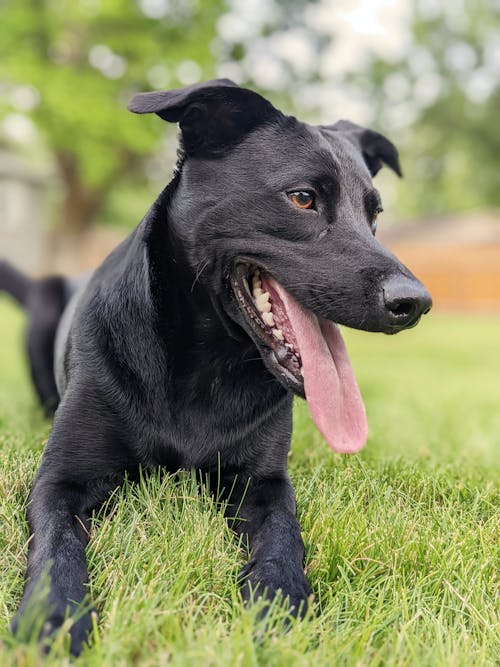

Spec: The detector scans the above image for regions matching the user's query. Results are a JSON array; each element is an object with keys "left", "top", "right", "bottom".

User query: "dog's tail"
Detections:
[{"left": 0, "top": 260, "right": 33, "bottom": 307}]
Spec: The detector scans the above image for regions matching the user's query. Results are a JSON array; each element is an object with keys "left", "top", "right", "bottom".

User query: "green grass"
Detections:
[{"left": 0, "top": 296, "right": 498, "bottom": 666}]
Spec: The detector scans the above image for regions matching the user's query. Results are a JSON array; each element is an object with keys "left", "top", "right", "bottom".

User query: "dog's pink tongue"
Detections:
[{"left": 268, "top": 278, "right": 368, "bottom": 453}]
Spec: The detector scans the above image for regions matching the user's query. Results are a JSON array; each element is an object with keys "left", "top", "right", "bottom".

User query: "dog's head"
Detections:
[{"left": 129, "top": 80, "right": 432, "bottom": 453}]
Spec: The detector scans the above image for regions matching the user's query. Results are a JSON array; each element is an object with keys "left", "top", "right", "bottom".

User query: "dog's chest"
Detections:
[{"left": 148, "top": 371, "right": 292, "bottom": 471}]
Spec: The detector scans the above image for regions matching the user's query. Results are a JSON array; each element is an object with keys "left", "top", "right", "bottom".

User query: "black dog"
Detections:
[{"left": 1, "top": 79, "right": 431, "bottom": 655}]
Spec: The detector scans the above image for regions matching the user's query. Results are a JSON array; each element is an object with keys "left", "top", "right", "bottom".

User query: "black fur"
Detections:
[
  {"left": 2, "top": 80, "right": 431, "bottom": 655},
  {"left": 0, "top": 261, "right": 67, "bottom": 416},
  {"left": 0, "top": 260, "right": 31, "bottom": 306}
]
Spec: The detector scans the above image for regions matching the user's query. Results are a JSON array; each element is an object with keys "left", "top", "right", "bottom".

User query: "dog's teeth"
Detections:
[
  {"left": 253, "top": 287, "right": 263, "bottom": 297},
  {"left": 285, "top": 343, "right": 293, "bottom": 350},
  {"left": 252, "top": 278, "right": 262, "bottom": 290},
  {"left": 262, "top": 311, "right": 275, "bottom": 326},
  {"left": 300, "top": 366, "right": 304, "bottom": 377},
  {"left": 255, "top": 292, "right": 271, "bottom": 312},
  {"left": 272, "top": 328, "right": 284, "bottom": 340}
]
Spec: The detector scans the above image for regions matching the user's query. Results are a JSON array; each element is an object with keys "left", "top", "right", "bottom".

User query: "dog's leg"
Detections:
[
  {"left": 12, "top": 408, "right": 129, "bottom": 655},
  {"left": 13, "top": 479, "right": 94, "bottom": 653},
  {"left": 220, "top": 473, "right": 312, "bottom": 618}
]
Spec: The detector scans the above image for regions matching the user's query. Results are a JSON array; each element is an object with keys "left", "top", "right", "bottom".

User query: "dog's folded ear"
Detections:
[
  {"left": 128, "top": 79, "right": 282, "bottom": 157},
  {"left": 323, "top": 120, "right": 402, "bottom": 177}
]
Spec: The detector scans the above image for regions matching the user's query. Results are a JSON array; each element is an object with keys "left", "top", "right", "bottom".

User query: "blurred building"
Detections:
[
  {"left": 0, "top": 149, "right": 48, "bottom": 272},
  {"left": 379, "top": 210, "right": 500, "bottom": 312},
  {"left": 0, "top": 150, "right": 124, "bottom": 275}
]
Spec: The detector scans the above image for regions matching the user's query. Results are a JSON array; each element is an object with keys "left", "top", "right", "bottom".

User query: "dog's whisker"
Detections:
[
  {"left": 285, "top": 282, "right": 332, "bottom": 290},
  {"left": 191, "top": 260, "right": 210, "bottom": 292}
]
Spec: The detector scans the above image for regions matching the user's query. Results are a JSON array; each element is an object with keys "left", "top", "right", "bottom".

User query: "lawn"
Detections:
[{"left": 0, "top": 296, "right": 498, "bottom": 666}]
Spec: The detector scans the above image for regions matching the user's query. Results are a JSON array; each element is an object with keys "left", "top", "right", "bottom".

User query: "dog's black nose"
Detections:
[{"left": 382, "top": 275, "right": 432, "bottom": 330}]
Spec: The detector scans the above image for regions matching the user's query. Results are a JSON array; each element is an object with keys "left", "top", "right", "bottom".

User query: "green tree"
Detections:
[
  {"left": 0, "top": 0, "right": 223, "bottom": 237},
  {"left": 217, "top": 0, "right": 499, "bottom": 218},
  {"left": 348, "top": 0, "right": 500, "bottom": 216}
]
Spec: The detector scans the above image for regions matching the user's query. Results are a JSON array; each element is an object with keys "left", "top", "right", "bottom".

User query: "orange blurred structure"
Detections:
[{"left": 379, "top": 211, "right": 500, "bottom": 312}]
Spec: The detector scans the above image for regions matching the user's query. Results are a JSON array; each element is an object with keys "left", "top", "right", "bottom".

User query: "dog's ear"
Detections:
[
  {"left": 323, "top": 120, "right": 402, "bottom": 177},
  {"left": 128, "top": 79, "right": 282, "bottom": 157}
]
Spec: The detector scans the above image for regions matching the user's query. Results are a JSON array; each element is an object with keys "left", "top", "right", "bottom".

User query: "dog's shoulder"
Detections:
[{"left": 60, "top": 209, "right": 166, "bottom": 389}]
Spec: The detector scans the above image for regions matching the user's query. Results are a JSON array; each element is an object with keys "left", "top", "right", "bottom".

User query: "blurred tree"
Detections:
[
  {"left": 2, "top": 0, "right": 497, "bottom": 233},
  {"left": 216, "top": 0, "right": 499, "bottom": 218},
  {"left": 347, "top": 0, "right": 500, "bottom": 216},
  {"left": 0, "top": 0, "right": 223, "bottom": 237},
  {"left": 214, "top": 0, "right": 326, "bottom": 111}
]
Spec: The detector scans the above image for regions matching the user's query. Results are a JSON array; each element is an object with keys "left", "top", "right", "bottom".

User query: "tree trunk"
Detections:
[
  {"left": 43, "top": 151, "right": 108, "bottom": 270},
  {"left": 55, "top": 151, "right": 104, "bottom": 238},
  {"left": 45, "top": 149, "right": 140, "bottom": 272}
]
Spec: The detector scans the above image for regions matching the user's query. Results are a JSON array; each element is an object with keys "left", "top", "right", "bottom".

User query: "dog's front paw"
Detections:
[
  {"left": 12, "top": 602, "right": 94, "bottom": 656},
  {"left": 239, "top": 556, "right": 312, "bottom": 619}
]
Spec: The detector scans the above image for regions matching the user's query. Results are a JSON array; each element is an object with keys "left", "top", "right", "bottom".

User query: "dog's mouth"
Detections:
[
  {"left": 231, "top": 263, "right": 368, "bottom": 453},
  {"left": 232, "top": 263, "right": 305, "bottom": 393}
]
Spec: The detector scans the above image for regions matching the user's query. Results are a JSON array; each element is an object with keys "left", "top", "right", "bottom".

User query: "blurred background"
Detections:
[{"left": 0, "top": 0, "right": 499, "bottom": 312}]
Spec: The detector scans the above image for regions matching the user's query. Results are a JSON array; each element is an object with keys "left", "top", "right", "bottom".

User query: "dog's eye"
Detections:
[
  {"left": 288, "top": 191, "right": 315, "bottom": 210},
  {"left": 371, "top": 207, "right": 383, "bottom": 234}
]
